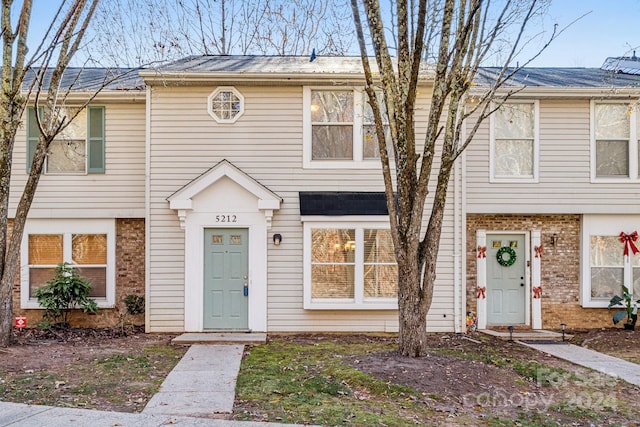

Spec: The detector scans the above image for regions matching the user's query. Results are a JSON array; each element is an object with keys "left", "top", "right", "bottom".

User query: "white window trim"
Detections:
[
  {"left": 20, "top": 218, "right": 116, "bottom": 309},
  {"left": 590, "top": 100, "right": 639, "bottom": 183},
  {"left": 489, "top": 100, "right": 539, "bottom": 183},
  {"left": 581, "top": 215, "right": 639, "bottom": 308},
  {"left": 302, "top": 216, "right": 398, "bottom": 309},
  {"left": 303, "top": 87, "right": 387, "bottom": 169},
  {"left": 207, "top": 86, "right": 244, "bottom": 124}
]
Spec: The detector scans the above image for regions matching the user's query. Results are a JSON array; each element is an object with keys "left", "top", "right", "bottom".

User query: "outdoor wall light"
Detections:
[
  {"left": 550, "top": 233, "right": 558, "bottom": 247},
  {"left": 273, "top": 234, "right": 282, "bottom": 246}
]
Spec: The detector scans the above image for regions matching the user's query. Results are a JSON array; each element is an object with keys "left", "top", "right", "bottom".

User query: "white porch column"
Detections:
[
  {"left": 531, "top": 230, "right": 542, "bottom": 329},
  {"left": 476, "top": 230, "right": 487, "bottom": 330}
]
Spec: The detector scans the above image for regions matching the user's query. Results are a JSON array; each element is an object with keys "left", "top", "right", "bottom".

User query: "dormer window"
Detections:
[{"left": 208, "top": 87, "right": 244, "bottom": 123}]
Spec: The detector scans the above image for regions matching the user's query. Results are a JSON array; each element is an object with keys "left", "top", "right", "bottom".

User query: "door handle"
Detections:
[
  {"left": 520, "top": 283, "right": 525, "bottom": 287},
  {"left": 243, "top": 283, "right": 249, "bottom": 296}
]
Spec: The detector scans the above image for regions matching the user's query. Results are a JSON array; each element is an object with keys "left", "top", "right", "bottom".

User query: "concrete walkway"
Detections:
[
  {"left": 0, "top": 401, "right": 298, "bottom": 426},
  {"left": 143, "top": 344, "right": 243, "bottom": 417},
  {"left": 520, "top": 342, "right": 640, "bottom": 386}
]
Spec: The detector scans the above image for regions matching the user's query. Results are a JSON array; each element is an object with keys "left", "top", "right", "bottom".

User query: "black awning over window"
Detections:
[{"left": 299, "top": 192, "right": 389, "bottom": 216}]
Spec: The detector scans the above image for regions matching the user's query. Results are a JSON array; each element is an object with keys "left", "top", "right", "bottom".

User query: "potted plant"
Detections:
[{"left": 608, "top": 285, "right": 639, "bottom": 331}]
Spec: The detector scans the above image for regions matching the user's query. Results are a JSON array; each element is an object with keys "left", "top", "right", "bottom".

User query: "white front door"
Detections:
[{"left": 486, "top": 234, "right": 526, "bottom": 325}]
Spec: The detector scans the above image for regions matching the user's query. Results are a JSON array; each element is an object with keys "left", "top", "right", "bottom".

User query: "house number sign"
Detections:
[{"left": 215, "top": 214, "right": 238, "bottom": 223}]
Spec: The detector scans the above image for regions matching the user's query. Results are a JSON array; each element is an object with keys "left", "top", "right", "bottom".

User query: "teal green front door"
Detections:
[
  {"left": 487, "top": 234, "right": 526, "bottom": 325},
  {"left": 203, "top": 228, "right": 249, "bottom": 330}
]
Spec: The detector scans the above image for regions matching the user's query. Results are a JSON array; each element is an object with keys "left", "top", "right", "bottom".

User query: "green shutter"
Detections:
[
  {"left": 26, "top": 107, "right": 41, "bottom": 173},
  {"left": 87, "top": 106, "right": 105, "bottom": 174}
]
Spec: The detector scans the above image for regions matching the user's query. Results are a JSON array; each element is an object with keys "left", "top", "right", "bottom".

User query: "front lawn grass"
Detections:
[{"left": 234, "top": 337, "right": 437, "bottom": 426}]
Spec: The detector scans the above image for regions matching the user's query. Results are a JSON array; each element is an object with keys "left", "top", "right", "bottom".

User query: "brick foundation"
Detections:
[
  {"left": 467, "top": 214, "right": 611, "bottom": 329},
  {"left": 12, "top": 218, "right": 145, "bottom": 328}
]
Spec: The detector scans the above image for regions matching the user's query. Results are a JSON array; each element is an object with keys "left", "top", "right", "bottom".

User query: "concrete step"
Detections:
[
  {"left": 479, "top": 329, "right": 572, "bottom": 341},
  {"left": 172, "top": 332, "right": 267, "bottom": 345}
]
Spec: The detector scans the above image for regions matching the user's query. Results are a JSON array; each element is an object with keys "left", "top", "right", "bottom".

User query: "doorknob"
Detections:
[{"left": 520, "top": 283, "right": 525, "bottom": 287}]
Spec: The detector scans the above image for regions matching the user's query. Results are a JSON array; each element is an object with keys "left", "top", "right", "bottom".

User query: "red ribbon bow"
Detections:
[
  {"left": 477, "top": 287, "right": 486, "bottom": 299},
  {"left": 534, "top": 245, "right": 543, "bottom": 258},
  {"left": 619, "top": 231, "right": 640, "bottom": 256},
  {"left": 533, "top": 286, "right": 542, "bottom": 299},
  {"left": 477, "top": 246, "right": 487, "bottom": 259}
]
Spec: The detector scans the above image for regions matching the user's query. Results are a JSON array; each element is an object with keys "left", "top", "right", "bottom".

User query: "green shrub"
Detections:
[
  {"left": 34, "top": 262, "right": 98, "bottom": 327},
  {"left": 124, "top": 294, "right": 145, "bottom": 315}
]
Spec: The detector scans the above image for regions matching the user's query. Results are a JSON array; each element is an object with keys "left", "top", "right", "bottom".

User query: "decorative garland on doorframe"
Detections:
[{"left": 496, "top": 246, "right": 517, "bottom": 267}]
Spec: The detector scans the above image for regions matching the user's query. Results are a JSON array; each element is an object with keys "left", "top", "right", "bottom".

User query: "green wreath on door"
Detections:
[{"left": 496, "top": 246, "right": 516, "bottom": 267}]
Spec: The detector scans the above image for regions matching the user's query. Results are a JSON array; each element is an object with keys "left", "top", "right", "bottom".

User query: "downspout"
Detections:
[
  {"left": 144, "top": 85, "right": 151, "bottom": 331},
  {"left": 453, "top": 121, "right": 468, "bottom": 334},
  {"left": 460, "top": 150, "right": 467, "bottom": 333},
  {"left": 453, "top": 154, "right": 462, "bottom": 333},
  {"left": 452, "top": 152, "right": 461, "bottom": 333}
]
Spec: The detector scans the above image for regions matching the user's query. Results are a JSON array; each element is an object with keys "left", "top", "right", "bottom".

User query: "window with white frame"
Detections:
[
  {"left": 490, "top": 101, "right": 538, "bottom": 181},
  {"left": 592, "top": 102, "right": 639, "bottom": 180},
  {"left": 21, "top": 219, "right": 116, "bottom": 309},
  {"left": 582, "top": 215, "right": 640, "bottom": 307},
  {"left": 304, "top": 87, "right": 391, "bottom": 168},
  {"left": 304, "top": 221, "right": 397, "bottom": 309},
  {"left": 27, "top": 106, "right": 105, "bottom": 174},
  {"left": 207, "top": 87, "right": 244, "bottom": 123}
]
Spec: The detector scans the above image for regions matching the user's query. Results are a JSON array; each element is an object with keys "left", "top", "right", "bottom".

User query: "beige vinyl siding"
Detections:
[
  {"left": 11, "top": 100, "right": 146, "bottom": 218},
  {"left": 148, "top": 84, "right": 459, "bottom": 333},
  {"left": 467, "top": 99, "right": 640, "bottom": 214}
]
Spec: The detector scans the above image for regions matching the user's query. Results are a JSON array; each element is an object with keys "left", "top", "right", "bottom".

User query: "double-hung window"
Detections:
[
  {"left": 21, "top": 219, "right": 116, "bottom": 308},
  {"left": 490, "top": 101, "right": 539, "bottom": 182},
  {"left": 363, "top": 91, "right": 392, "bottom": 160},
  {"left": 303, "top": 87, "right": 391, "bottom": 168},
  {"left": 27, "top": 106, "right": 105, "bottom": 174},
  {"left": 582, "top": 215, "right": 640, "bottom": 307},
  {"left": 591, "top": 102, "right": 639, "bottom": 180},
  {"left": 303, "top": 221, "right": 397, "bottom": 309}
]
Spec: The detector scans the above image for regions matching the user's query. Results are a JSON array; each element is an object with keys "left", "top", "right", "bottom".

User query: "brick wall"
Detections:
[
  {"left": 12, "top": 218, "right": 145, "bottom": 328},
  {"left": 466, "top": 214, "right": 611, "bottom": 329}
]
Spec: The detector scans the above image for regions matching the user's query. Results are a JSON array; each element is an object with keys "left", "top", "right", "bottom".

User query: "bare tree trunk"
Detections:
[
  {"left": 397, "top": 253, "right": 428, "bottom": 356},
  {"left": 351, "top": 0, "right": 552, "bottom": 356},
  {"left": 0, "top": 0, "right": 101, "bottom": 346}
]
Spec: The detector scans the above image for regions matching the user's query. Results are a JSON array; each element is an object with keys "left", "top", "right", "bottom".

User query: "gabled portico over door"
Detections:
[{"left": 168, "top": 160, "right": 281, "bottom": 332}]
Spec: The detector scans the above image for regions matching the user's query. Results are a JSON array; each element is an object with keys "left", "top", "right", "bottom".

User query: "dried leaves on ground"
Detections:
[
  {"left": 1, "top": 327, "right": 639, "bottom": 426},
  {"left": 0, "top": 327, "right": 185, "bottom": 412},
  {"left": 234, "top": 331, "right": 640, "bottom": 426}
]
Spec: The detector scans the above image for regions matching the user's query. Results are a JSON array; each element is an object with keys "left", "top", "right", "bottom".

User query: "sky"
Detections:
[
  {"left": 23, "top": 0, "right": 640, "bottom": 69},
  {"left": 520, "top": 0, "right": 640, "bottom": 67}
]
